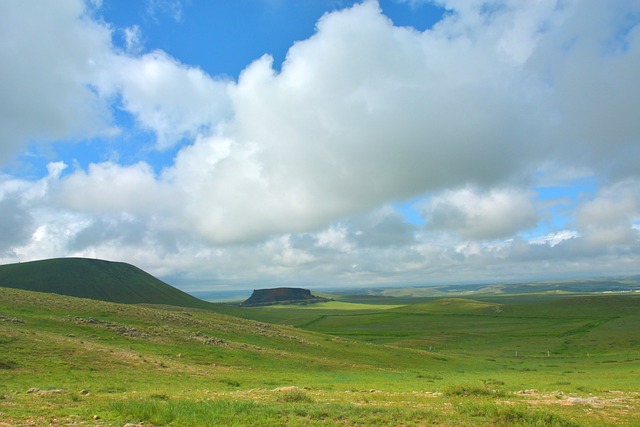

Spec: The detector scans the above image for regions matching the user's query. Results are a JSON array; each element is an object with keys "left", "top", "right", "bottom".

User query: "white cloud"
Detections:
[
  {"left": 575, "top": 180, "right": 640, "bottom": 246},
  {"left": 348, "top": 207, "right": 416, "bottom": 247},
  {"left": 262, "top": 235, "right": 316, "bottom": 268},
  {"left": 529, "top": 230, "right": 579, "bottom": 247},
  {"left": 316, "top": 226, "right": 353, "bottom": 253},
  {"left": 54, "top": 161, "right": 171, "bottom": 215},
  {"left": 430, "top": 0, "right": 564, "bottom": 64},
  {"left": 422, "top": 187, "right": 539, "bottom": 240},
  {"left": 0, "top": 0, "right": 114, "bottom": 164},
  {"left": 1, "top": 0, "right": 639, "bottom": 288},
  {"left": 123, "top": 25, "right": 144, "bottom": 54},
  {"left": 146, "top": 0, "right": 184, "bottom": 23},
  {"left": 97, "top": 51, "right": 232, "bottom": 149},
  {"left": 532, "top": 0, "right": 640, "bottom": 180},
  {"left": 0, "top": 196, "right": 35, "bottom": 255},
  {"left": 154, "top": 0, "right": 547, "bottom": 243}
]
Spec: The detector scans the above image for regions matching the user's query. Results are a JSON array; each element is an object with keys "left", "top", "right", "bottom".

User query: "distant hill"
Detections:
[
  {"left": 360, "top": 278, "right": 640, "bottom": 299},
  {"left": 241, "top": 287, "right": 331, "bottom": 307},
  {"left": 0, "top": 258, "right": 211, "bottom": 309}
]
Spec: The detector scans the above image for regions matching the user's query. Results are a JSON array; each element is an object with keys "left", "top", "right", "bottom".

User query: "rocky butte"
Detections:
[{"left": 240, "top": 287, "right": 331, "bottom": 307}]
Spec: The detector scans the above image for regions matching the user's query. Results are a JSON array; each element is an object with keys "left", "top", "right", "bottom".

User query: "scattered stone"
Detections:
[
  {"left": 71, "top": 316, "right": 149, "bottom": 338},
  {"left": 0, "top": 314, "right": 24, "bottom": 323},
  {"left": 74, "top": 317, "right": 99, "bottom": 325},
  {"left": 39, "top": 389, "right": 67, "bottom": 395},
  {"left": 92, "top": 415, "right": 100, "bottom": 420},
  {"left": 27, "top": 388, "right": 68, "bottom": 395},
  {"left": 192, "top": 332, "right": 227, "bottom": 345},
  {"left": 516, "top": 389, "right": 540, "bottom": 395},
  {"left": 66, "top": 334, "right": 76, "bottom": 337},
  {"left": 567, "top": 396, "right": 603, "bottom": 406},
  {"left": 80, "top": 389, "right": 90, "bottom": 395},
  {"left": 274, "top": 386, "right": 304, "bottom": 392},
  {"left": 203, "top": 337, "right": 226, "bottom": 345}
]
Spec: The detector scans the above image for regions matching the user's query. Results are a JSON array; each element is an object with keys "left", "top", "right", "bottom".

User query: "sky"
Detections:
[{"left": 1, "top": 0, "right": 639, "bottom": 292}]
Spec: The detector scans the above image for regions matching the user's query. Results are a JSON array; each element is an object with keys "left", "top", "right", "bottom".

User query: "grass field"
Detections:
[{"left": 1, "top": 286, "right": 639, "bottom": 425}]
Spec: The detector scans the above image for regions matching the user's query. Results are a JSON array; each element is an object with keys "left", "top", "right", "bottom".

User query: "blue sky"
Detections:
[
  {"left": 101, "top": 1, "right": 444, "bottom": 77},
  {"left": 1, "top": 0, "right": 639, "bottom": 291}
]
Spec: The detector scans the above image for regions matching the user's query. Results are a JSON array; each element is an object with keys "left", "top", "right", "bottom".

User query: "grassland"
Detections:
[{"left": 1, "top": 286, "right": 639, "bottom": 426}]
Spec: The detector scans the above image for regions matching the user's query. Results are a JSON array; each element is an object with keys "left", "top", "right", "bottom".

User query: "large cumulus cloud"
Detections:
[
  {"left": 422, "top": 187, "right": 539, "bottom": 240},
  {"left": 105, "top": 0, "right": 546, "bottom": 243},
  {"left": 1, "top": 0, "right": 639, "bottom": 287},
  {"left": 0, "top": 0, "right": 113, "bottom": 163}
]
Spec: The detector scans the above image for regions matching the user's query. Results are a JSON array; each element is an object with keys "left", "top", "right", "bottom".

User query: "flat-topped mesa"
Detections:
[{"left": 240, "top": 287, "right": 331, "bottom": 307}]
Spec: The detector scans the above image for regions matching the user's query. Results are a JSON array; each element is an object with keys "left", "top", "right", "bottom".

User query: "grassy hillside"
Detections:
[
  {"left": 235, "top": 294, "right": 640, "bottom": 358},
  {"left": 0, "top": 258, "right": 211, "bottom": 309},
  {"left": 0, "top": 287, "right": 462, "bottom": 426},
  {"left": 1, "top": 286, "right": 639, "bottom": 425},
  {"left": 226, "top": 294, "right": 640, "bottom": 395}
]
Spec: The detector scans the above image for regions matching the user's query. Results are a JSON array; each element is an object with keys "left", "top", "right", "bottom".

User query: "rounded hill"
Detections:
[{"left": 0, "top": 257, "right": 210, "bottom": 309}]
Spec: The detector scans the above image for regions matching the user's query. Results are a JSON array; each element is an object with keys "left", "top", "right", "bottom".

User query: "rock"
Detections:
[
  {"left": 516, "top": 389, "right": 539, "bottom": 395},
  {"left": 192, "top": 332, "right": 227, "bottom": 346},
  {"left": 241, "top": 288, "right": 332, "bottom": 307},
  {"left": 0, "top": 315, "right": 24, "bottom": 323},
  {"left": 27, "top": 388, "right": 67, "bottom": 395},
  {"left": 274, "top": 386, "right": 303, "bottom": 392},
  {"left": 203, "top": 337, "right": 226, "bottom": 345},
  {"left": 80, "top": 389, "right": 90, "bottom": 395},
  {"left": 567, "top": 396, "right": 603, "bottom": 406},
  {"left": 39, "top": 389, "right": 67, "bottom": 395}
]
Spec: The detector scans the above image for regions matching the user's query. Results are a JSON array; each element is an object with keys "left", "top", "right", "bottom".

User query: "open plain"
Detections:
[{"left": 1, "top": 282, "right": 639, "bottom": 426}]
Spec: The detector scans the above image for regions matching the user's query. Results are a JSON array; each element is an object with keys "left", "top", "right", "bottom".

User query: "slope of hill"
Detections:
[
  {"left": 0, "top": 257, "right": 211, "bottom": 309},
  {"left": 1, "top": 286, "right": 638, "bottom": 425},
  {"left": 0, "top": 286, "right": 458, "bottom": 426}
]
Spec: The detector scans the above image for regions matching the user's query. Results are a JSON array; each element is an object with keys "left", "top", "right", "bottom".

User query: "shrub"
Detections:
[
  {"left": 444, "top": 384, "right": 503, "bottom": 397},
  {"left": 277, "top": 390, "right": 315, "bottom": 403}
]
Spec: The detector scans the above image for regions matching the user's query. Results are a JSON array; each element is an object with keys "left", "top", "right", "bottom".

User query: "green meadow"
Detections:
[{"left": 1, "top": 286, "right": 639, "bottom": 426}]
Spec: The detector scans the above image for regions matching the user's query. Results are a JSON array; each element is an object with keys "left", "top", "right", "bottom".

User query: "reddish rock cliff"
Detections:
[{"left": 241, "top": 287, "right": 330, "bottom": 306}]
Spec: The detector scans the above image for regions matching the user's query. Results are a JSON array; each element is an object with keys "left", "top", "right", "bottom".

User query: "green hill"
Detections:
[
  {"left": 0, "top": 286, "right": 459, "bottom": 426},
  {"left": 0, "top": 257, "right": 211, "bottom": 309}
]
